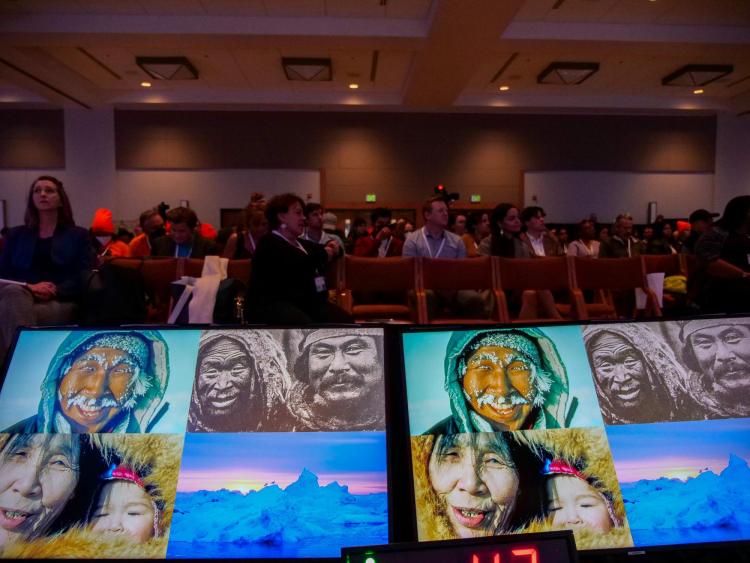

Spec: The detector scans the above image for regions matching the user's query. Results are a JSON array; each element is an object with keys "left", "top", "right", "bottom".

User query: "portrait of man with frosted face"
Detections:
[
  {"left": 187, "top": 330, "right": 290, "bottom": 432},
  {"left": 3, "top": 331, "right": 168, "bottom": 434},
  {"left": 283, "top": 328, "right": 385, "bottom": 431},
  {"left": 426, "top": 328, "right": 571, "bottom": 435}
]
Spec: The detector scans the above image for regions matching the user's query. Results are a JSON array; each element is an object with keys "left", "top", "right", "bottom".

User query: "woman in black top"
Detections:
[
  {"left": 246, "top": 193, "right": 352, "bottom": 324},
  {"left": 0, "top": 176, "right": 93, "bottom": 365}
]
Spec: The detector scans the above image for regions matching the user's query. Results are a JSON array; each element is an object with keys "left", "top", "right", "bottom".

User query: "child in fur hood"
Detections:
[
  {"left": 86, "top": 463, "right": 162, "bottom": 543},
  {"left": 2, "top": 433, "right": 182, "bottom": 559},
  {"left": 516, "top": 427, "right": 634, "bottom": 550}
]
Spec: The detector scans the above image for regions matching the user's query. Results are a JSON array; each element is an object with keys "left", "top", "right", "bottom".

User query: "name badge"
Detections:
[{"left": 314, "top": 276, "right": 327, "bottom": 293}]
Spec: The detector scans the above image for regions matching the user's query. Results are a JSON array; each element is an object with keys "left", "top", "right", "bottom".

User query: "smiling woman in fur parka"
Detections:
[
  {"left": 411, "top": 428, "right": 633, "bottom": 550},
  {"left": 3, "top": 433, "right": 183, "bottom": 559},
  {"left": 514, "top": 427, "right": 634, "bottom": 550}
]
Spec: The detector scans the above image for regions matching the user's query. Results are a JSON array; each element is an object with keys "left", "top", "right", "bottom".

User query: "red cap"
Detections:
[
  {"left": 91, "top": 208, "right": 115, "bottom": 235},
  {"left": 199, "top": 222, "right": 217, "bottom": 239}
]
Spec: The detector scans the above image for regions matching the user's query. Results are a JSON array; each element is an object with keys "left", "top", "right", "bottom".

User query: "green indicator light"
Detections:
[
  {"left": 365, "top": 194, "right": 377, "bottom": 203},
  {"left": 470, "top": 194, "right": 481, "bottom": 203}
]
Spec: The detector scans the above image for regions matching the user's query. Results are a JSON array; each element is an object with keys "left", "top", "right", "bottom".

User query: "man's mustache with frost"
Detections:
[{"left": 60, "top": 366, "right": 152, "bottom": 411}]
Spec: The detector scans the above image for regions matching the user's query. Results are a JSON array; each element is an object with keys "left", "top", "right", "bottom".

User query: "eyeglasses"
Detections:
[{"left": 33, "top": 186, "right": 58, "bottom": 195}]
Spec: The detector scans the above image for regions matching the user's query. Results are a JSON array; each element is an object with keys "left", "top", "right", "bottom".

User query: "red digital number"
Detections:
[
  {"left": 471, "top": 553, "right": 500, "bottom": 563},
  {"left": 511, "top": 547, "right": 538, "bottom": 563}
]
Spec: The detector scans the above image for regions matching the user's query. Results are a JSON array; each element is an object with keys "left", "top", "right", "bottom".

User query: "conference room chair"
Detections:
[
  {"left": 420, "top": 256, "right": 502, "bottom": 324},
  {"left": 109, "top": 257, "right": 178, "bottom": 323},
  {"left": 338, "top": 256, "right": 421, "bottom": 323},
  {"left": 495, "top": 257, "right": 580, "bottom": 322},
  {"left": 571, "top": 257, "right": 662, "bottom": 320}
]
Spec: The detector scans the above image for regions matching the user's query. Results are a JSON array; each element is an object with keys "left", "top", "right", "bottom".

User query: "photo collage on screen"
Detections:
[
  {"left": 585, "top": 319, "right": 750, "bottom": 547},
  {"left": 403, "top": 319, "right": 750, "bottom": 551},
  {"left": 0, "top": 327, "right": 389, "bottom": 559}
]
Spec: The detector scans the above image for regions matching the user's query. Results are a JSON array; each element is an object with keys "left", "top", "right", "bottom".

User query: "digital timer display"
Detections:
[{"left": 341, "top": 530, "right": 576, "bottom": 563}]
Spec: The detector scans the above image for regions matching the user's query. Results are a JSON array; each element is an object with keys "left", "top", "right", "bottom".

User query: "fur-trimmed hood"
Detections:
[
  {"left": 512, "top": 427, "right": 634, "bottom": 549},
  {"left": 439, "top": 328, "right": 571, "bottom": 433},
  {"left": 9, "top": 330, "right": 170, "bottom": 433},
  {"left": 410, "top": 429, "right": 634, "bottom": 550},
  {"left": 3, "top": 433, "right": 183, "bottom": 558}
]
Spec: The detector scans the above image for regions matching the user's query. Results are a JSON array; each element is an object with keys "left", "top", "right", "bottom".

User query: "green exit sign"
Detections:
[
  {"left": 470, "top": 194, "right": 482, "bottom": 203},
  {"left": 365, "top": 194, "right": 377, "bottom": 203}
]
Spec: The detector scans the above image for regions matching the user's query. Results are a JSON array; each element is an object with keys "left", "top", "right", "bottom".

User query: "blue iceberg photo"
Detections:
[
  {"left": 167, "top": 432, "right": 388, "bottom": 558},
  {"left": 607, "top": 419, "right": 750, "bottom": 547}
]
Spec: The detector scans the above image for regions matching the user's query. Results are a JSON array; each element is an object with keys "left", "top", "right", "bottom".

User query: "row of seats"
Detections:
[
  {"left": 335, "top": 254, "right": 687, "bottom": 324},
  {"left": 108, "top": 254, "right": 693, "bottom": 324}
]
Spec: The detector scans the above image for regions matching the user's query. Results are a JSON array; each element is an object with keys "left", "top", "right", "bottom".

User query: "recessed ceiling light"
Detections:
[
  {"left": 136, "top": 56, "right": 198, "bottom": 80},
  {"left": 140, "top": 81, "right": 152, "bottom": 88},
  {"left": 349, "top": 83, "right": 359, "bottom": 89},
  {"left": 693, "top": 88, "right": 704, "bottom": 94},
  {"left": 499, "top": 85, "right": 510, "bottom": 91}
]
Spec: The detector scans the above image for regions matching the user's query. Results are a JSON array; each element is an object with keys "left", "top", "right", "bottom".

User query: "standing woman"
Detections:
[
  {"left": 0, "top": 176, "right": 93, "bottom": 365},
  {"left": 222, "top": 200, "right": 268, "bottom": 259},
  {"left": 246, "top": 193, "right": 353, "bottom": 324}
]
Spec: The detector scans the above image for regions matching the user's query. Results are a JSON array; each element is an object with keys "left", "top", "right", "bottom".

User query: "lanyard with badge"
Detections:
[
  {"left": 272, "top": 230, "right": 327, "bottom": 293},
  {"left": 421, "top": 228, "right": 446, "bottom": 258}
]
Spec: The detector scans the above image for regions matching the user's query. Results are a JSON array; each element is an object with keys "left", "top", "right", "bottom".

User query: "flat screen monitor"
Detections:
[
  {"left": 400, "top": 319, "right": 750, "bottom": 552},
  {"left": 0, "top": 327, "right": 389, "bottom": 559}
]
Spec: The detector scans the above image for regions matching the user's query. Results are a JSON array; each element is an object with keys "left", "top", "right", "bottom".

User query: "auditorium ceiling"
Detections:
[{"left": 1, "top": 0, "right": 749, "bottom": 115}]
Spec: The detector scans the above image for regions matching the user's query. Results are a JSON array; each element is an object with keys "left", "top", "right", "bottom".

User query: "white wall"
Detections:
[
  {"left": 524, "top": 171, "right": 714, "bottom": 224},
  {"left": 0, "top": 108, "right": 320, "bottom": 230},
  {"left": 116, "top": 169, "right": 321, "bottom": 229},
  {"left": 715, "top": 111, "right": 750, "bottom": 213}
]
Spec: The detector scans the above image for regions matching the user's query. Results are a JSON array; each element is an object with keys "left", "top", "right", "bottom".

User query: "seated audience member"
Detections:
[
  {"left": 302, "top": 203, "right": 345, "bottom": 255},
  {"left": 479, "top": 204, "right": 559, "bottom": 320},
  {"left": 693, "top": 195, "right": 750, "bottom": 313},
  {"left": 345, "top": 217, "right": 368, "bottom": 253},
  {"left": 681, "top": 208, "right": 718, "bottom": 255},
  {"left": 519, "top": 206, "right": 563, "bottom": 257},
  {"left": 151, "top": 207, "right": 218, "bottom": 258},
  {"left": 478, "top": 203, "right": 527, "bottom": 258},
  {"left": 128, "top": 208, "right": 165, "bottom": 258},
  {"left": 115, "top": 228, "right": 134, "bottom": 246},
  {"left": 403, "top": 196, "right": 484, "bottom": 317},
  {"left": 90, "top": 208, "right": 130, "bottom": 261},
  {"left": 222, "top": 200, "right": 268, "bottom": 259},
  {"left": 322, "top": 211, "right": 345, "bottom": 241},
  {"left": 246, "top": 193, "right": 352, "bottom": 324},
  {"left": 354, "top": 207, "right": 403, "bottom": 257},
  {"left": 636, "top": 225, "right": 654, "bottom": 254},
  {"left": 463, "top": 211, "right": 490, "bottom": 257},
  {"left": 556, "top": 227, "right": 570, "bottom": 254},
  {"left": 449, "top": 213, "right": 468, "bottom": 237},
  {"left": 0, "top": 176, "right": 93, "bottom": 366},
  {"left": 644, "top": 220, "right": 677, "bottom": 255},
  {"left": 567, "top": 219, "right": 600, "bottom": 258},
  {"left": 597, "top": 226, "right": 610, "bottom": 243},
  {"left": 598, "top": 214, "right": 639, "bottom": 258}
]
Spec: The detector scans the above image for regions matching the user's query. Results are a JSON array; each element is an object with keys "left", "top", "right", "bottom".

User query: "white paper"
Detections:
[
  {"left": 635, "top": 272, "right": 665, "bottom": 309},
  {"left": 168, "top": 284, "right": 193, "bottom": 324}
]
